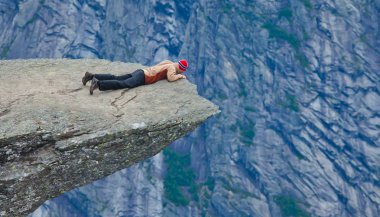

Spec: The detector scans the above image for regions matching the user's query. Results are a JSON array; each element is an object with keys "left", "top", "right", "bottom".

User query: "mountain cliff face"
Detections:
[{"left": 0, "top": 0, "right": 379, "bottom": 216}]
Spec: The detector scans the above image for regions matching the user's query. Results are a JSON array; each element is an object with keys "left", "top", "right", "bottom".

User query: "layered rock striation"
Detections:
[{"left": 0, "top": 59, "right": 219, "bottom": 217}]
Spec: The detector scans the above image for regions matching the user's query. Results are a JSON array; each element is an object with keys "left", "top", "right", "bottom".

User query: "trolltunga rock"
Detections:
[{"left": 0, "top": 59, "right": 219, "bottom": 217}]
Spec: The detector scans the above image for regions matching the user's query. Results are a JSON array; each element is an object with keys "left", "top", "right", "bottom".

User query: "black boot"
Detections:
[
  {"left": 89, "top": 78, "right": 99, "bottom": 95},
  {"left": 82, "top": 71, "right": 94, "bottom": 86}
]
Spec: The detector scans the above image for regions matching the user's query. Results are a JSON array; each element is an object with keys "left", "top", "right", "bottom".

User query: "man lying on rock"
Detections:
[{"left": 82, "top": 59, "right": 188, "bottom": 95}]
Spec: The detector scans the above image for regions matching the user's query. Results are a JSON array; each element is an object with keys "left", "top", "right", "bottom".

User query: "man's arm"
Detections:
[{"left": 167, "top": 65, "right": 186, "bottom": 82}]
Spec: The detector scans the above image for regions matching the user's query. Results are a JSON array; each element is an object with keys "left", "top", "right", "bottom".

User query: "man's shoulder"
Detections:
[{"left": 166, "top": 64, "right": 176, "bottom": 70}]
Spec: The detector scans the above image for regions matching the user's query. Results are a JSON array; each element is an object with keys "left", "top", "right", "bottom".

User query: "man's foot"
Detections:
[
  {"left": 89, "top": 78, "right": 99, "bottom": 95},
  {"left": 82, "top": 71, "right": 94, "bottom": 86}
]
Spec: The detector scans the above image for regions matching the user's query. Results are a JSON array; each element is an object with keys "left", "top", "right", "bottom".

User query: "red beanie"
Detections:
[{"left": 178, "top": 59, "right": 188, "bottom": 71}]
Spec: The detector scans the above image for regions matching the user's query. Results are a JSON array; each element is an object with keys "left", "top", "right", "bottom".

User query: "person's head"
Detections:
[{"left": 177, "top": 59, "right": 188, "bottom": 73}]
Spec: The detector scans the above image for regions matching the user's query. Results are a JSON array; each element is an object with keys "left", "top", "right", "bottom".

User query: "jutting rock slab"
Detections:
[{"left": 0, "top": 59, "right": 219, "bottom": 217}]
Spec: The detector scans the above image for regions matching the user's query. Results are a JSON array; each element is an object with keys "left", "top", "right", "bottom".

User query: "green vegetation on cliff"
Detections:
[
  {"left": 274, "top": 195, "right": 310, "bottom": 217},
  {"left": 262, "top": 23, "right": 300, "bottom": 49},
  {"left": 163, "top": 148, "right": 198, "bottom": 206}
]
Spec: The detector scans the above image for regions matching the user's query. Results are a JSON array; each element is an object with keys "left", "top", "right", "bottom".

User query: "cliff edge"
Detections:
[{"left": 0, "top": 59, "right": 219, "bottom": 217}]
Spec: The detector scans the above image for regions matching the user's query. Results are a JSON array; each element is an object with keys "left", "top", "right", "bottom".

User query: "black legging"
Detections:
[{"left": 95, "top": 69, "right": 145, "bottom": 91}]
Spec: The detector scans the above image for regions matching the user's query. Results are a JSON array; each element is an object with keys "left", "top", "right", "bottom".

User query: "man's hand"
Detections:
[{"left": 181, "top": 75, "right": 187, "bottom": 79}]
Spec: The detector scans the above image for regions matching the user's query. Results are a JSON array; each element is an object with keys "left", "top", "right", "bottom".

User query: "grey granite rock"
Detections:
[{"left": 0, "top": 59, "right": 219, "bottom": 217}]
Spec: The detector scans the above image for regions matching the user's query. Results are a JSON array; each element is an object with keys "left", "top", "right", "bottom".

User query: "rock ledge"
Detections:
[{"left": 0, "top": 59, "right": 219, "bottom": 217}]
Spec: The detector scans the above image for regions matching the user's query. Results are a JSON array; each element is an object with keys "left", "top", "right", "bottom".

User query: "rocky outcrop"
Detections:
[{"left": 0, "top": 59, "right": 219, "bottom": 217}]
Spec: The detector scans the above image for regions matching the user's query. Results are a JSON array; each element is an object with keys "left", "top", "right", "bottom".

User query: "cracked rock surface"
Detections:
[{"left": 0, "top": 59, "right": 219, "bottom": 217}]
